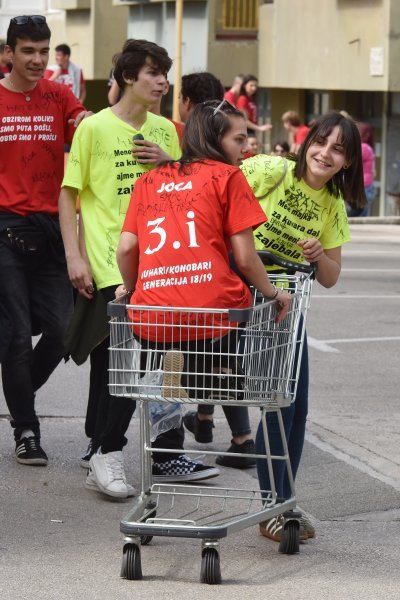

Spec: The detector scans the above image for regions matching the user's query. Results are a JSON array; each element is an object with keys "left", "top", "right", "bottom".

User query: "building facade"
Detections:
[{"left": 2, "top": 0, "right": 400, "bottom": 215}]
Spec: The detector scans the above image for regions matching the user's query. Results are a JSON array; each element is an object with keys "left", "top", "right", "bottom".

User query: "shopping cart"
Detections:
[{"left": 107, "top": 252, "right": 315, "bottom": 584}]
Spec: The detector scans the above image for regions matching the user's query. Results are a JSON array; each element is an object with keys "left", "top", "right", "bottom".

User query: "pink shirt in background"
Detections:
[{"left": 362, "top": 143, "right": 375, "bottom": 187}]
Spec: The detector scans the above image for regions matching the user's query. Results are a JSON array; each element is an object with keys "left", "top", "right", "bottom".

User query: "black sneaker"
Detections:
[
  {"left": 80, "top": 439, "right": 94, "bottom": 468},
  {"left": 216, "top": 439, "right": 256, "bottom": 469},
  {"left": 183, "top": 411, "right": 214, "bottom": 443},
  {"left": 152, "top": 455, "right": 220, "bottom": 483},
  {"left": 15, "top": 436, "right": 48, "bottom": 466}
]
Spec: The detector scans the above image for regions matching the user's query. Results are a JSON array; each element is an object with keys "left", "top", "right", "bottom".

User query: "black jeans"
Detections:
[
  {"left": 140, "top": 328, "right": 250, "bottom": 462},
  {"left": 86, "top": 335, "right": 136, "bottom": 453},
  {"left": 0, "top": 239, "right": 73, "bottom": 441}
]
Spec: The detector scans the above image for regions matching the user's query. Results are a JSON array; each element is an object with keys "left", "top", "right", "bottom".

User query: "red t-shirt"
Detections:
[
  {"left": 294, "top": 124, "right": 310, "bottom": 145},
  {"left": 237, "top": 95, "right": 257, "bottom": 125},
  {"left": 224, "top": 90, "right": 239, "bottom": 107},
  {"left": 122, "top": 160, "right": 267, "bottom": 340},
  {"left": 44, "top": 67, "right": 85, "bottom": 91},
  {"left": 169, "top": 119, "right": 185, "bottom": 145},
  {"left": 0, "top": 79, "right": 85, "bottom": 215}
]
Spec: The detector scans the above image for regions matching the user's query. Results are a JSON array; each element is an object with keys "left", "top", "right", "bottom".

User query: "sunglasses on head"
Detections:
[
  {"left": 11, "top": 15, "right": 46, "bottom": 26},
  {"left": 212, "top": 99, "right": 229, "bottom": 116}
]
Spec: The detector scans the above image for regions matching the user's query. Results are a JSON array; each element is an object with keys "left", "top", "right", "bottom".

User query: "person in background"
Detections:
[
  {"left": 224, "top": 74, "right": 243, "bottom": 107},
  {"left": 0, "top": 43, "right": 12, "bottom": 78},
  {"left": 45, "top": 43, "right": 86, "bottom": 104},
  {"left": 236, "top": 74, "right": 272, "bottom": 135},
  {"left": 0, "top": 15, "right": 89, "bottom": 466},
  {"left": 271, "top": 140, "right": 290, "bottom": 156},
  {"left": 178, "top": 71, "right": 225, "bottom": 122},
  {"left": 281, "top": 110, "right": 310, "bottom": 153},
  {"left": 346, "top": 122, "right": 376, "bottom": 217},
  {"left": 243, "top": 135, "right": 261, "bottom": 158},
  {"left": 107, "top": 69, "right": 120, "bottom": 106},
  {"left": 240, "top": 111, "right": 366, "bottom": 543}
]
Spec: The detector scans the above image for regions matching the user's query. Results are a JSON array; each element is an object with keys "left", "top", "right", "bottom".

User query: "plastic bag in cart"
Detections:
[{"left": 138, "top": 370, "right": 183, "bottom": 441}]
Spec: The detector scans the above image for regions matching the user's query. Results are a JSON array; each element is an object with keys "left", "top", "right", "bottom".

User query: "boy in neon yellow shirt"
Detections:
[{"left": 59, "top": 40, "right": 215, "bottom": 499}]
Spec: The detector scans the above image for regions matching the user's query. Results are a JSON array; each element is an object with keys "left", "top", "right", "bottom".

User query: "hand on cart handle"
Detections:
[
  {"left": 257, "top": 250, "right": 317, "bottom": 278},
  {"left": 115, "top": 284, "right": 132, "bottom": 299},
  {"left": 272, "top": 288, "right": 292, "bottom": 323}
]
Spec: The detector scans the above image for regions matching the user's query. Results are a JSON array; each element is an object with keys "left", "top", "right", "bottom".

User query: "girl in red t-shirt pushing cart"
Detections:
[{"left": 107, "top": 100, "right": 312, "bottom": 584}]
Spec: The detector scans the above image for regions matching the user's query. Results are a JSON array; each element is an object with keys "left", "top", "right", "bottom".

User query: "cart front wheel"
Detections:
[
  {"left": 200, "top": 548, "right": 221, "bottom": 585},
  {"left": 121, "top": 544, "right": 143, "bottom": 580},
  {"left": 279, "top": 520, "right": 300, "bottom": 554}
]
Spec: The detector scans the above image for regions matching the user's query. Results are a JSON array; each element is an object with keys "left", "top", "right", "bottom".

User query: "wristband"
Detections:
[{"left": 264, "top": 284, "right": 279, "bottom": 300}]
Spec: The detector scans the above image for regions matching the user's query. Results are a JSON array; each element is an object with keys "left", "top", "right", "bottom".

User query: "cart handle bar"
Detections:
[{"left": 257, "top": 251, "right": 317, "bottom": 279}]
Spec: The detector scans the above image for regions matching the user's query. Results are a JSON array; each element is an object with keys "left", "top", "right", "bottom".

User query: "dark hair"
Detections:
[
  {"left": 239, "top": 74, "right": 258, "bottom": 98},
  {"left": 273, "top": 140, "right": 290, "bottom": 153},
  {"left": 113, "top": 39, "right": 172, "bottom": 91},
  {"left": 6, "top": 16, "right": 51, "bottom": 51},
  {"left": 295, "top": 112, "right": 366, "bottom": 208},
  {"left": 55, "top": 43, "right": 71, "bottom": 56},
  {"left": 180, "top": 72, "right": 224, "bottom": 105},
  {"left": 179, "top": 99, "right": 245, "bottom": 170}
]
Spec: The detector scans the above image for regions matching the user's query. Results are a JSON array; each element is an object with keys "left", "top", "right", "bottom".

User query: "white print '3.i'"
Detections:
[{"left": 145, "top": 211, "right": 200, "bottom": 255}]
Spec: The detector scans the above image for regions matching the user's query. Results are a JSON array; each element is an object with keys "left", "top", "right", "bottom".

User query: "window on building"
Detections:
[
  {"left": 305, "top": 90, "right": 330, "bottom": 124},
  {"left": 222, "top": 0, "right": 258, "bottom": 30}
]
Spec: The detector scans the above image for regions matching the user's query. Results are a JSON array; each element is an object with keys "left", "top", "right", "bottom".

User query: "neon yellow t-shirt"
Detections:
[
  {"left": 240, "top": 155, "right": 351, "bottom": 268},
  {"left": 62, "top": 108, "right": 181, "bottom": 289}
]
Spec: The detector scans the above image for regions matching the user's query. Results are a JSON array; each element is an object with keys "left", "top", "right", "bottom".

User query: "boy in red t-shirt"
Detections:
[{"left": 0, "top": 15, "right": 88, "bottom": 467}]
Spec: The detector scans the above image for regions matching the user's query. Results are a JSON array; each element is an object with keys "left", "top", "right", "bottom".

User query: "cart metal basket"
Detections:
[{"left": 108, "top": 254, "right": 314, "bottom": 584}]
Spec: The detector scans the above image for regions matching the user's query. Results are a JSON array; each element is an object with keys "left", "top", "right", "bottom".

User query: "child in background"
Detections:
[
  {"left": 244, "top": 135, "right": 261, "bottom": 158},
  {"left": 271, "top": 140, "right": 289, "bottom": 156}
]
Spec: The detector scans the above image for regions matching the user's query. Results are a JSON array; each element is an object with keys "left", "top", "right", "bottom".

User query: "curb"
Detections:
[{"left": 348, "top": 217, "right": 400, "bottom": 225}]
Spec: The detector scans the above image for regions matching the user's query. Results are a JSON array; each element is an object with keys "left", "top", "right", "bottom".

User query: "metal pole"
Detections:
[
  {"left": 172, "top": 0, "right": 183, "bottom": 122},
  {"left": 380, "top": 90, "right": 388, "bottom": 216}
]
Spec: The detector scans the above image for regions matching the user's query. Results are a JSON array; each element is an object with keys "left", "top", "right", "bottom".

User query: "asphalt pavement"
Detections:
[{"left": 1, "top": 223, "right": 399, "bottom": 599}]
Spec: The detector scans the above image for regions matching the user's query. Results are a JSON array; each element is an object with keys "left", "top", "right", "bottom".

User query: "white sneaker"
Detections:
[
  {"left": 85, "top": 468, "right": 135, "bottom": 497},
  {"left": 88, "top": 450, "right": 134, "bottom": 498}
]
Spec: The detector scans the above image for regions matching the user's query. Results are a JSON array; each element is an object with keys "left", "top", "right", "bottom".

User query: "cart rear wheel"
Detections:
[
  {"left": 140, "top": 533, "right": 153, "bottom": 546},
  {"left": 121, "top": 544, "right": 143, "bottom": 580},
  {"left": 140, "top": 509, "right": 156, "bottom": 546},
  {"left": 200, "top": 548, "right": 221, "bottom": 585},
  {"left": 279, "top": 520, "right": 300, "bottom": 554}
]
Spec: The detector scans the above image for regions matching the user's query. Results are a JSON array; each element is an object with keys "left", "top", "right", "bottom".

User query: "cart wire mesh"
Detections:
[{"left": 108, "top": 272, "right": 313, "bottom": 409}]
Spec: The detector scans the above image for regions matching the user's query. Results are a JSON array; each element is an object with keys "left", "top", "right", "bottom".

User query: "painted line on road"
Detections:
[
  {"left": 321, "top": 336, "right": 400, "bottom": 344},
  {"left": 312, "top": 294, "right": 399, "bottom": 299},
  {"left": 306, "top": 429, "right": 400, "bottom": 492},
  {"left": 308, "top": 335, "right": 400, "bottom": 352},
  {"left": 344, "top": 251, "right": 400, "bottom": 255},
  {"left": 341, "top": 268, "right": 400, "bottom": 272},
  {"left": 307, "top": 337, "right": 340, "bottom": 353}
]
